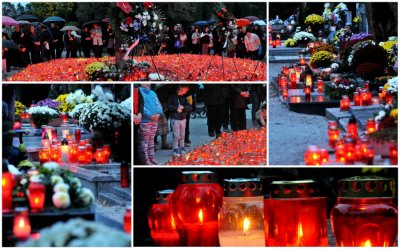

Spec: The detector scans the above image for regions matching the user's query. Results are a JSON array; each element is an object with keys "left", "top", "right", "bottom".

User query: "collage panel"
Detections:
[
  {"left": 133, "top": 83, "right": 267, "bottom": 166},
  {"left": 2, "top": 1, "right": 266, "bottom": 82},
  {"left": 2, "top": 84, "right": 132, "bottom": 246},
  {"left": 268, "top": 2, "right": 398, "bottom": 166},
  {"left": 134, "top": 167, "right": 398, "bottom": 247}
]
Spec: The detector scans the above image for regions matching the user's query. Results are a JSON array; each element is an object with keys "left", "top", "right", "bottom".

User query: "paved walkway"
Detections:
[{"left": 269, "top": 63, "right": 328, "bottom": 165}]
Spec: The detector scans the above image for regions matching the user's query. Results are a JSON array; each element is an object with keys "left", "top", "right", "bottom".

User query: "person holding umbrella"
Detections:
[
  {"left": 64, "top": 30, "right": 78, "bottom": 58},
  {"left": 27, "top": 25, "right": 41, "bottom": 64},
  {"left": 49, "top": 22, "right": 64, "bottom": 59},
  {"left": 191, "top": 27, "right": 201, "bottom": 54},
  {"left": 200, "top": 26, "right": 213, "bottom": 55},
  {"left": 91, "top": 23, "right": 103, "bottom": 58},
  {"left": 39, "top": 25, "right": 53, "bottom": 61},
  {"left": 81, "top": 26, "right": 92, "bottom": 58},
  {"left": 11, "top": 25, "right": 29, "bottom": 64}
]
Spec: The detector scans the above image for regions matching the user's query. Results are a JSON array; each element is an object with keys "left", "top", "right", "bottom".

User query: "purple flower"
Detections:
[
  {"left": 37, "top": 99, "right": 62, "bottom": 110},
  {"left": 349, "top": 32, "right": 373, "bottom": 41}
]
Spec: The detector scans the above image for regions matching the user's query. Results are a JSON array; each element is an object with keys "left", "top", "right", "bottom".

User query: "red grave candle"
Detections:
[
  {"left": 124, "top": 204, "right": 132, "bottom": 234},
  {"left": 289, "top": 72, "right": 297, "bottom": 87},
  {"left": 282, "top": 87, "right": 289, "bottom": 98},
  {"left": 331, "top": 176, "right": 397, "bottom": 247},
  {"left": 77, "top": 146, "right": 87, "bottom": 164},
  {"left": 74, "top": 128, "right": 81, "bottom": 143},
  {"left": 13, "top": 121, "right": 22, "bottom": 130},
  {"left": 299, "top": 56, "right": 306, "bottom": 66},
  {"left": 347, "top": 117, "right": 358, "bottom": 140},
  {"left": 276, "top": 37, "right": 281, "bottom": 46},
  {"left": 343, "top": 138, "right": 355, "bottom": 164},
  {"left": 319, "top": 149, "right": 329, "bottom": 164},
  {"left": 365, "top": 118, "right": 376, "bottom": 134},
  {"left": 95, "top": 148, "right": 106, "bottom": 163},
  {"left": 386, "top": 92, "right": 393, "bottom": 105},
  {"left": 304, "top": 86, "right": 311, "bottom": 99},
  {"left": 148, "top": 189, "right": 180, "bottom": 246},
  {"left": 282, "top": 66, "right": 289, "bottom": 76},
  {"left": 335, "top": 142, "right": 346, "bottom": 163},
  {"left": 364, "top": 81, "right": 370, "bottom": 91},
  {"left": 328, "top": 125, "right": 340, "bottom": 148},
  {"left": 353, "top": 92, "right": 361, "bottom": 106},
  {"left": 389, "top": 141, "right": 398, "bottom": 165},
  {"left": 340, "top": 95, "right": 350, "bottom": 111},
  {"left": 120, "top": 161, "right": 129, "bottom": 188},
  {"left": 280, "top": 76, "right": 288, "bottom": 89},
  {"left": 317, "top": 80, "right": 323, "bottom": 94},
  {"left": 13, "top": 207, "right": 31, "bottom": 240},
  {"left": 170, "top": 171, "right": 223, "bottom": 246},
  {"left": 27, "top": 180, "right": 45, "bottom": 211},
  {"left": 264, "top": 180, "right": 327, "bottom": 246},
  {"left": 304, "top": 145, "right": 321, "bottom": 165},
  {"left": 2, "top": 169, "right": 13, "bottom": 211}
]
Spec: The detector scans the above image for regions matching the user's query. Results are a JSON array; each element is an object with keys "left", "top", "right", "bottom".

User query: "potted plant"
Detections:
[
  {"left": 27, "top": 106, "right": 59, "bottom": 129},
  {"left": 293, "top": 31, "right": 316, "bottom": 48},
  {"left": 269, "top": 15, "right": 284, "bottom": 32}
]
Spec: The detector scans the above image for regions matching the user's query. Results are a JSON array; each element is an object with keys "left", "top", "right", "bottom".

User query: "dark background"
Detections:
[{"left": 133, "top": 167, "right": 398, "bottom": 246}]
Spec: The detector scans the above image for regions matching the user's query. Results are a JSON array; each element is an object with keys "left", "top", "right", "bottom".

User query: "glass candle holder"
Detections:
[
  {"left": 219, "top": 179, "right": 265, "bottom": 247},
  {"left": 124, "top": 204, "right": 132, "bottom": 234},
  {"left": 28, "top": 179, "right": 45, "bottom": 211},
  {"left": 148, "top": 189, "right": 180, "bottom": 246},
  {"left": 340, "top": 95, "right": 350, "bottom": 111},
  {"left": 13, "top": 207, "right": 31, "bottom": 240},
  {"left": 331, "top": 176, "right": 398, "bottom": 247},
  {"left": 170, "top": 171, "right": 223, "bottom": 246},
  {"left": 264, "top": 180, "right": 328, "bottom": 246},
  {"left": 2, "top": 169, "right": 13, "bottom": 211}
]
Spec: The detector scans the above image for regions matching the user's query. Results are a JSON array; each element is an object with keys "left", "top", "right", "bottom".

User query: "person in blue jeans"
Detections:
[
  {"left": 138, "top": 84, "right": 163, "bottom": 165},
  {"left": 167, "top": 85, "right": 192, "bottom": 156}
]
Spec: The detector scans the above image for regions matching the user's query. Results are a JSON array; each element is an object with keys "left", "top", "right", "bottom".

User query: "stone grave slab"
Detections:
[
  {"left": 350, "top": 105, "right": 383, "bottom": 129},
  {"left": 326, "top": 107, "right": 352, "bottom": 122}
]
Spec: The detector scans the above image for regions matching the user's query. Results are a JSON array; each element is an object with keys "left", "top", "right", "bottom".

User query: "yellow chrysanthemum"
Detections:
[{"left": 390, "top": 109, "right": 398, "bottom": 120}]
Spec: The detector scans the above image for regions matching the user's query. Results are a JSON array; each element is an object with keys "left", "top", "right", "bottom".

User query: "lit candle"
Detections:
[
  {"left": 299, "top": 56, "right": 306, "bottom": 66},
  {"left": 2, "top": 171, "right": 13, "bottom": 211},
  {"left": 340, "top": 95, "right": 350, "bottom": 111},
  {"left": 386, "top": 92, "right": 393, "bottom": 105},
  {"left": 363, "top": 240, "right": 372, "bottom": 247},
  {"left": 335, "top": 143, "right": 346, "bottom": 163},
  {"left": 304, "top": 145, "right": 321, "bottom": 165},
  {"left": 347, "top": 119, "right": 358, "bottom": 140},
  {"left": 61, "top": 138, "right": 69, "bottom": 163},
  {"left": 343, "top": 138, "right": 355, "bottom": 164},
  {"left": 28, "top": 180, "right": 45, "bottom": 211},
  {"left": 13, "top": 207, "right": 31, "bottom": 240},
  {"left": 282, "top": 66, "right": 289, "bottom": 76},
  {"left": 124, "top": 204, "right": 132, "bottom": 234},
  {"left": 365, "top": 119, "right": 376, "bottom": 134},
  {"left": 353, "top": 92, "right": 361, "bottom": 106},
  {"left": 317, "top": 80, "right": 323, "bottom": 94},
  {"left": 272, "top": 40, "right": 276, "bottom": 48},
  {"left": 276, "top": 37, "right": 281, "bottom": 46},
  {"left": 13, "top": 121, "right": 22, "bottom": 130},
  {"left": 320, "top": 149, "right": 329, "bottom": 164},
  {"left": 305, "top": 74, "right": 312, "bottom": 88},
  {"left": 95, "top": 148, "right": 106, "bottom": 164},
  {"left": 389, "top": 142, "right": 397, "bottom": 165},
  {"left": 289, "top": 72, "right": 297, "bottom": 87},
  {"left": 282, "top": 87, "right": 289, "bottom": 98},
  {"left": 328, "top": 125, "right": 340, "bottom": 148},
  {"left": 304, "top": 86, "right": 311, "bottom": 99}
]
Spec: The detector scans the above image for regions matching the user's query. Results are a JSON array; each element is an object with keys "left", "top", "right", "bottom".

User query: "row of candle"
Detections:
[
  {"left": 305, "top": 120, "right": 398, "bottom": 165},
  {"left": 8, "top": 54, "right": 266, "bottom": 81},
  {"left": 166, "top": 128, "right": 266, "bottom": 165},
  {"left": 268, "top": 36, "right": 281, "bottom": 48},
  {"left": 147, "top": 172, "right": 397, "bottom": 247}
]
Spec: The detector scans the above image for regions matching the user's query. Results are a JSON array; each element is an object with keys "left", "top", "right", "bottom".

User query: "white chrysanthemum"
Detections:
[
  {"left": 27, "top": 106, "right": 58, "bottom": 116},
  {"left": 54, "top": 182, "right": 70, "bottom": 193},
  {"left": 52, "top": 191, "right": 71, "bottom": 209},
  {"left": 43, "top": 162, "right": 60, "bottom": 172},
  {"left": 51, "top": 175, "right": 64, "bottom": 185}
]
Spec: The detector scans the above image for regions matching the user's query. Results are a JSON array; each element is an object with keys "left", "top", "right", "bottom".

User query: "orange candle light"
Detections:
[
  {"left": 353, "top": 92, "right": 361, "bottom": 106},
  {"left": 389, "top": 141, "right": 398, "bottom": 165},
  {"left": 299, "top": 55, "right": 306, "bottom": 66},
  {"left": 282, "top": 66, "right": 289, "bottom": 76},
  {"left": 365, "top": 119, "right": 376, "bottom": 134},
  {"left": 282, "top": 87, "right": 289, "bottom": 99},
  {"left": 28, "top": 180, "right": 45, "bottom": 211},
  {"left": 272, "top": 40, "right": 276, "bottom": 48},
  {"left": 328, "top": 125, "right": 340, "bottom": 148},
  {"left": 289, "top": 72, "right": 297, "bottom": 87},
  {"left": 340, "top": 95, "right": 350, "bottom": 111},
  {"left": 77, "top": 146, "right": 87, "bottom": 164},
  {"left": 304, "top": 145, "right": 321, "bottom": 165},
  {"left": 335, "top": 142, "right": 346, "bottom": 163},
  {"left": 386, "top": 92, "right": 393, "bottom": 105},
  {"left": 2, "top": 170, "right": 13, "bottom": 211},
  {"left": 276, "top": 37, "right": 281, "bottom": 46},
  {"left": 304, "top": 86, "right": 311, "bottom": 99},
  {"left": 124, "top": 204, "right": 132, "bottom": 234},
  {"left": 305, "top": 74, "right": 312, "bottom": 88},
  {"left": 320, "top": 149, "right": 329, "bottom": 164},
  {"left": 364, "top": 145, "right": 374, "bottom": 165},
  {"left": 13, "top": 207, "right": 31, "bottom": 240},
  {"left": 343, "top": 138, "right": 355, "bottom": 164},
  {"left": 13, "top": 121, "right": 22, "bottom": 130},
  {"left": 317, "top": 80, "right": 323, "bottom": 94},
  {"left": 347, "top": 118, "right": 358, "bottom": 140},
  {"left": 95, "top": 148, "right": 106, "bottom": 164}
]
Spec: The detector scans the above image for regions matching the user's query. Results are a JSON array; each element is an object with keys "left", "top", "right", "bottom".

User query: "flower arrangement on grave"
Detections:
[
  {"left": 15, "top": 101, "right": 27, "bottom": 117},
  {"left": 310, "top": 43, "right": 336, "bottom": 54},
  {"left": 304, "top": 14, "right": 324, "bottom": 26},
  {"left": 269, "top": 16, "right": 284, "bottom": 26},
  {"left": 27, "top": 106, "right": 59, "bottom": 128},
  {"left": 284, "top": 38, "right": 296, "bottom": 47},
  {"left": 56, "top": 94, "right": 73, "bottom": 113},
  {"left": 293, "top": 31, "right": 316, "bottom": 43},
  {"left": 322, "top": 2, "right": 348, "bottom": 26},
  {"left": 36, "top": 99, "right": 62, "bottom": 111},
  {"left": 355, "top": 63, "right": 384, "bottom": 81},
  {"left": 341, "top": 32, "right": 373, "bottom": 59},
  {"left": 325, "top": 76, "right": 358, "bottom": 99},
  {"left": 84, "top": 62, "right": 110, "bottom": 81},
  {"left": 371, "top": 104, "right": 398, "bottom": 143},
  {"left": 347, "top": 40, "right": 387, "bottom": 70},
  {"left": 332, "top": 28, "right": 353, "bottom": 46},
  {"left": 310, "top": 50, "right": 334, "bottom": 68},
  {"left": 19, "top": 162, "right": 95, "bottom": 210},
  {"left": 18, "top": 218, "right": 131, "bottom": 247},
  {"left": 380, "top": 38, "right": 398, "bottom": 73}
]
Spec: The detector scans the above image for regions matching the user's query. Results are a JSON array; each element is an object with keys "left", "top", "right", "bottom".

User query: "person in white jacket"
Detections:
[
  {"left": 91, "top": 23, "right": 103, "bottom": 58},
  {"left": 244, "top": 30, "right": 261, "bottom": 60}
]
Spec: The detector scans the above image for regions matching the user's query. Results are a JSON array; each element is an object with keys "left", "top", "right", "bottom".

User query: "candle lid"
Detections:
[
  {"left": 181, "top": 171, "right": 217, "bottom": 184},
  {"left": 338, "top": 176, "right": 394, "bottom": 198},
  {"left": 223, "top": 178, "right": 263, "bottom": 197},
  {"left": 270, "top": 179, "right": 320, "bottom": 198},
  {"left": 154, "top": 189, "right": 174, "bottom": 204}
]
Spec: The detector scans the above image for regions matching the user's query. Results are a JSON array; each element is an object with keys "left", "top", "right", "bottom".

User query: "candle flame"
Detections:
[
  {"left": 364, "top": 240, "right": 372, "bottom": 247},
  {"left": 34, "top": 197, "right": 39, "bottom": 204},
  {"left": 18, "top": 218, "right": 25, "bottom": 228},
  {"left": 243, "top": 217, "right": 250, "bottom": 235},
  {"left": 198, "top": 209, "right": 203, "bottom": 224},
  {"left": 298, "top": 222, "right": 303, "bottom": 238},
  {"left": 2, "top": 178, "right": 6, "bottom": 187}
]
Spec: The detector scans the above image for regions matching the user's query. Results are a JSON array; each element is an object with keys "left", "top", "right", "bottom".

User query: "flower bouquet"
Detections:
[
  {"left": 370, "top": 104, "right": 398, "bottom": 149},
  {"left": 293, "top": 31, "right": 316, "bottom": 47},
  {"left": 15, "top": 101, "right": 27, "bottom": 117},
  {"left": 309, "top": 50, "right": 334, "bottom": 68},
  {"left": 18, "top": 218, "right": 131, "bottom": 247},
  {"left": 84, "top": 62, "right": 110, "bottom": 81},
  {"left": 325, "top": 77, "right": 358, "bottom": 99},
  {"left": 20, "top": 162, "right": 95, "bottom": 210},
  {"left": 27, "top": 106, "right": 59, "bottom": 128},
  {"left": 36, "top": 99, "right": 62, "bottom": 111}
]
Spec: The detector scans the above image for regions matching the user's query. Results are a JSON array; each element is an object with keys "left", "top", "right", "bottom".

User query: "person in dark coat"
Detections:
[
  {"left": 49, "top": 23, "right": 64, "bottom": 59},
  {"left": 39, "top": 25, "right": 53, "bottom": 61},
  {"left": 64, "top": 30, "right": 78, "bottom": 58},
  {"left": 230, "top": 84, "right": 250, "bottom": 131},
  {"left": 204, "top": 84, "right": 226, "bottom": 137},
  {"left": 27, "top": 25, "right": 41, "bottom": 64},
  {"left": 236, "top": 26, "right": 247, "bottom": 58},
  {"left": 81, "top": 26, "right": 92, "bottom": 58}
]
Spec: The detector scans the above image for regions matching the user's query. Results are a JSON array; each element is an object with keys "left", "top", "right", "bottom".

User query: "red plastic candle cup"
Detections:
[
  {"left": 95, "top": 148, "right": 106, "bottom": 164},
  {"left": 364, "top": 81, "right": 370, "bottom": 91},
  {"left": 272, "top": 40, "right": 276, "bottom": 48},
  {"left": 304, "top": 145, "right": 321, "bottom": 166},
  {"left": 282, "top": 87, "right": 289, "bottom": 99},
  {"left": 281, "top": 76, "right": 288, "bottom": 89},
  {"left": 328, "top": 126, "right": 340, "bottom": 149},
  {"left": 59, "top": 112, "right": 68, "bottom": 123},
  {"left": 347, "top": 118, "right": 358, "bottom": 140},
  {"left": 120, "top": 161, "right": 130, "bottom": 188},
  {"left": 317, "top": 80, "right": 323, "bottom": 94},
  {"left": 264, "top": 180, "right": 328, "bottom": 246},
  {"left": 353, "top": 92, "right": 361, "bottom": 106},
  {"left": 328, "top": 120, "right": 338, "bottom": 129},
  {"left": 343, "top": 138, "right": 355, "bottom": 164},
  {"left": 276, "top": 37, "right": 281, "bottom": 46},
  {"left": 340, "top": 95, "right": 350, "bottom": 111},
  {"left": 74, "top": 128, "right": 81, "bottom": 143},
  {"left": 85, "top": 144, "right": 93, "bottom": 163},
  {"left": 304, "top": 86, "right": 311, "bottom": 99},
  {"left": 13, "top": 207, "right": 31, "bottom": 240},
  {"left": 28, "top": 180, "right": 45, "bottom": 211},
  {"left": 77, "top": 146, "right": 87, "bottom": 164},
  {"left": 170, "top": 171, "right": 223, "bottom": 246},
  {"left": 389, "top": 141, "right": 398, "bottom": 165},
  {"left": 299, "top": 55, "right": 306, "bottom": 66},
  {"left": 13, "top": 121, "right": 22, "bottom": 130},
  {"left": 289, "top": 72, "right": 297, "bottom": 87},
  {"left": 365, "top": 118, "right": 376, "bottom": 134},
  {"left": 386, "top": 92, "right": 393, "bottom": 105},
  {"left": 124, "top": 204, "right": 132, "bottom": 234},
  {"left": 331, "top": 176, "right": 398, "bottom": 247},
  {"left": 282, "top": 66, "right": 289, "bottom": 76},
  {"left": 50, "top": 146, "right": 61, "bottom": 162},
  {"left": 2, "top": 171, "right": 13, "bottom": 211},
  {"left": 219, "top": 179, "right": 265, "bottom": 246},
  {"left": 335, "top": 142, "right": 346, "bottom": 163},
  {"left": 148, "top": 189, "right": 180, "bottom": 246},
  {"left": 104, "top": 145, "right": 111, "bottom": 164},
  {"left": 305, "top": 74, "right": 312, "bottom": 88},
  {"left": 319, "top": 149, "right": 329, "bottom": 164}
]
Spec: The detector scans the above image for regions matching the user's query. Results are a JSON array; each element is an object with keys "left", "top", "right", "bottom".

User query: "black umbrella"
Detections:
[
  {"left": 82, "top": 20, "right": 100, "bottom": 28},
  {"left": 16, "top": 14, "right": 39, "bottom": 21},
  {"left": 43, "top": 16, "right": 66, "bottom": 23},
  {"left": 3, "top": 40, "right": 19, "bottom": 50}
]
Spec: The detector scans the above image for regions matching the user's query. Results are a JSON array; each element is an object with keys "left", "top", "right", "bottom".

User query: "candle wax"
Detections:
[
  {"left": 219, "top": 230, "right": 265, "bottom": 247},
  {"left": 181, "top": 221, "right": 219, "bottom": 246}
]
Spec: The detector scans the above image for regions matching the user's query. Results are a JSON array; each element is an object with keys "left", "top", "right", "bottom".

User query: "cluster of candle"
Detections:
[
  {"left": 38, "top": 129, "right": 110, "bottom": 164},
  {"left": 8, "top": 57, "right": 113, "bottom": 81},
  {"left": 379, "top": 86, "right": 394, "bottom": 105},
  {"left": 147, "top": 172, "right": 397, "bottom": 247},
  {"left": 166, "top": 128, "right": 266, "bottom": 165},
  {"left": 269, "top": 36, "right": 281, "bottom": 48},
  {"left": 7, "top": 55, "right": 266, "bottom": 82}
]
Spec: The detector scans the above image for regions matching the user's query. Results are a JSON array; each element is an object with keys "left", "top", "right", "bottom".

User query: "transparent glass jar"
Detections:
[
  {"left": 331, "top": 176, "right": 398, "bottom": 247},
  {"left": 219, "top": 178, "right": 265, "bottom": 247},
  {"left": 264, "top": 180, "right": 327, "bottom": 246},
  {"left": 170, "top": 171, "right": 223, "bottom": 246}
]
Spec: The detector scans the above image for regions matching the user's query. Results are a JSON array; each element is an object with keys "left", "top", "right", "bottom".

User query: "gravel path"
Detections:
[{"left": 269, "top": 63, "right": 329, "bottom": 165}]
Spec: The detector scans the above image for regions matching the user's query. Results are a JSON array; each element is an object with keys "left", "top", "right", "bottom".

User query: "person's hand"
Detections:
[
  {"left": 20, "top": 33, "right": 24, "bottom": 38},
  {"left": 240, "top": 91, "right": 250, "bottom": 98},
  {"left": 134, "top": 113, "right": 142, "bottom": 125}
]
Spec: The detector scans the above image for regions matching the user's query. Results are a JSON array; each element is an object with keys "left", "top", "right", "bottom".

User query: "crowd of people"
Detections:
[
  {"left": 158, "top": 24, "right": 266, "bottom": 60},
  {"left": 2, "top": 22, "right": 115, "bottom": 74},
  {"left": 134, "top": 84, "right": 266, "bottom": 165}
]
